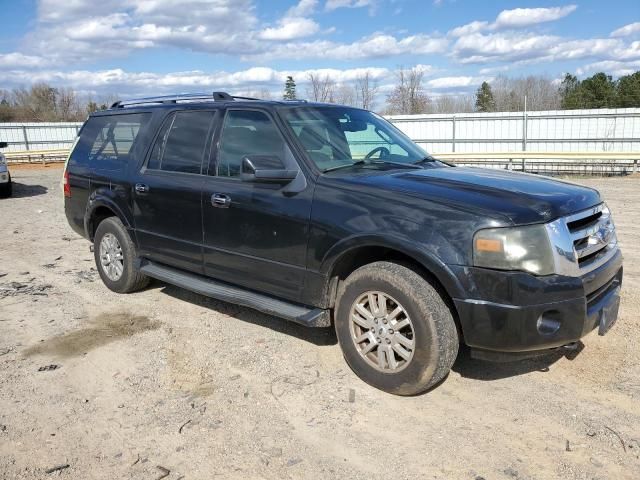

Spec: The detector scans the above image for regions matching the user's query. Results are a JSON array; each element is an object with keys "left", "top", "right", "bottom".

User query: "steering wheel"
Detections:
[{"left": 364, "top": 146, "right": 390, "bottom": 160}]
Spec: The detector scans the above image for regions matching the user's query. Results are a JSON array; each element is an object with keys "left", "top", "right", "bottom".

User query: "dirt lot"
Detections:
[{"left": 1, "top": 165, "right": 639, "bottom": 480}]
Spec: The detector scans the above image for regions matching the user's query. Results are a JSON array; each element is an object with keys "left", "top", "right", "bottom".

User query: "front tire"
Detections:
[
  {"left": 94, "top": 217, "right": 149, "bottom": 293},
  {"left": 335, "top": 261, "right": 459, "bottom": 395}
]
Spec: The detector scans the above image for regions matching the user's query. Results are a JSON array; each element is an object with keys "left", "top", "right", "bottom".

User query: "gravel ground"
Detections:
[{"left": 1, "top": 165, "right": 639, "bottom": 480}]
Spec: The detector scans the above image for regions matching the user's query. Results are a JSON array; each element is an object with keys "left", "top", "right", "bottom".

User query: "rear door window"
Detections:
[
  {"left": 147, "top": 111, "right": 215, "bottom": 175},
  {"left": 74, "top": 113, "right": 150, "bottom": 170}
]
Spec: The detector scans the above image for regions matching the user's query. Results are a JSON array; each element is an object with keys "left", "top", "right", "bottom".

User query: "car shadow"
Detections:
[
  {"left": 451, "top": 342, "right": 584, "bottom": 381},
  {"left": 150, "top": 281, "right": 338, "bottom": 347},
  {"left": 9, "top": 182, "right": 48, "bottom": 198}
]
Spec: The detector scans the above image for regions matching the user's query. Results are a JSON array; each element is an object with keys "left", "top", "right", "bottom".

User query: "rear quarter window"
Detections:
[{"left": 71, "top": 113, "right": 150, "bottom": 171}]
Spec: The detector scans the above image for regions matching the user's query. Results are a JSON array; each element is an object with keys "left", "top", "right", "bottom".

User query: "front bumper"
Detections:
[{"left": 451, "top": 248, "right": 623, "bottom": 353}]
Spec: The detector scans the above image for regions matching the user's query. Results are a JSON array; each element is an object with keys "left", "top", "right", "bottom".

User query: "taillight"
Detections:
[{"left": 63, "top": 170, "right": 71, "bottom": 197}]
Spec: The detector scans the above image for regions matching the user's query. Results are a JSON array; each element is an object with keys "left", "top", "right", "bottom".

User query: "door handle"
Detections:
[
  {"left": 135, "top": 183, "right": 149, "bottom": 193},
  {"left": 211, "top": 193, "right": 231, "bottom": 208}
]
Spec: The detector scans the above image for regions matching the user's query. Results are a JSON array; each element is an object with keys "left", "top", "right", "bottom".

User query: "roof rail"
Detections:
[{"left": 110, "top": 91, "right": 254, "bottom": 109}]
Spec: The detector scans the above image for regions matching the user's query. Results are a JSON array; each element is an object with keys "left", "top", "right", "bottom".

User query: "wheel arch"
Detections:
[
  {"left": 320, "top": 236, "right": 466, "bottom": 337},
  {"left": 84, "top": 198, "right": 132, "bottom": 242}
]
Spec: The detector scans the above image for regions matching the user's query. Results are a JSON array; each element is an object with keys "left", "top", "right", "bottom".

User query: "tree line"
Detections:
[
  {"left": 1, "top": 69, "right": 638, "bottom": 122},
  {"left": 0, "top": 84, "right": 117, "bottom": 122}
]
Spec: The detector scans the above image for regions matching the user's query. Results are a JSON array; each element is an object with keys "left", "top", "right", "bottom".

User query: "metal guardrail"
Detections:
[
  {"left": 4, "top": 149, "right": 70, "bottom": 165},
  {"left": 4, "top": 148, "right": 640, "bottom": 175}
]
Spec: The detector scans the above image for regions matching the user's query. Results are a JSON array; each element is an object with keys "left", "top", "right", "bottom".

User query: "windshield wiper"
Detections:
[
  {"left": 413, "top": 156, "right": 437, "bottom": 165},
  {"left": 371, "top": 160, "right": 423, "bottom": 169},
  {"left": 323, "top": 160, "right": 366, "bottom": 173}
]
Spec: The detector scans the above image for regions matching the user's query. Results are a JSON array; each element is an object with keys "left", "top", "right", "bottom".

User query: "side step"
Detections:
[{"left": 138, "top": 260, "right": 331, "bottom": 328}]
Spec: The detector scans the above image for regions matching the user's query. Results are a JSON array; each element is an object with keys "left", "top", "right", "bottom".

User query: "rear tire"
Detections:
[
  {"left": 94, "top": 216, "right": 149, "bottom": 293},
  {"left": 335, "top": 261, "right": 458, "bottom": 396}
]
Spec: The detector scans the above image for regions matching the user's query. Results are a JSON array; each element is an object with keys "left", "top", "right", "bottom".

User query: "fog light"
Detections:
[{"left": 537, "top": 311, "right": 562, "bottom": 336}]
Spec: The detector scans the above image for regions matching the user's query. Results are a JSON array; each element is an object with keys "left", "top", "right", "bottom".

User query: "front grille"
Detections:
[{"left": 564, "top": 203, "right": 617, "bottom": 271}]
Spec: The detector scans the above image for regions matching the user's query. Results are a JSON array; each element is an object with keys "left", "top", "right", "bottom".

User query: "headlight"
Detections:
[{"left": 473, "top": 224, "right": 555, "bottom": 275}]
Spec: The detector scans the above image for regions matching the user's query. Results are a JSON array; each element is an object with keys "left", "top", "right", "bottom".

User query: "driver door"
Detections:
[{"left": 201, "top": 108, "right": 313, "bottom": 303}]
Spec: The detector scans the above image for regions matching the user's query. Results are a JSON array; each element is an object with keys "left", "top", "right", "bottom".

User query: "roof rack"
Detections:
[{"left": 110, "top": 91, "right": 260, "bottom": 109}]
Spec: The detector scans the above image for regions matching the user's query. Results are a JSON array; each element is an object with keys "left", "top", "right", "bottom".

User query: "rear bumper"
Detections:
[{"left": 451, "top": 248, "right": 623, "bottom": 353}]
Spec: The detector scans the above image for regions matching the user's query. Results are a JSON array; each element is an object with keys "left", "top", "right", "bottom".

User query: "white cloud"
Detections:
[
  {"left": 426, "top": 76, "right": 487, "bottom": 89},
  {"left": 0, "top": 65, "right": 393, "bottom": 96},
  {"left": 288, "top": 0, "right": 318, "bottom": 17},
  {"left": 449, "top": 5, "right": 577, "bottom": 37},
  {"left": 0, "top": 52, "right": 50, "bottom": 68},
  {"left": 611, "top": 22, "right": 640, "bottom": 38},
  {"left": 493, "top": 5, "right": 577, "bottom": 29},
  {"left": 325, "top": 0, "right": 375, "bottom": 11},
  {"left": 258, "top": 17, "right": 320, "bottom": 40},
  {"left": 248, "top": 33, "right": 448, "bottom": 61},
  {"left": 577, "top": 60, "right": 640, "bottom": 77}
]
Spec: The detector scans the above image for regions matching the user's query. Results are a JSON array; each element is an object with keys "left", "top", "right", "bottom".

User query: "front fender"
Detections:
[{"left": 319, "top": 234, "right": 466, "bottom": 300}]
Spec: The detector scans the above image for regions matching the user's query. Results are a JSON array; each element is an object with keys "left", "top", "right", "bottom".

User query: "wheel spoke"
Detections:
[
  {"left": 387, "top": 306, "right": 403, "bottom": 322},
  {"left": 361, "top": 340, "right": 377, "bottom": 355},
  {"left": 367, "top": 293, "right": 379, "bottom": 316},
  {"left": 391, "top": 318, "right": 410, "bottom": 331},
  {"left": 385, "top": 345, "right": 398, "bottom": 369},
  {"left": 394, "top": 332, "right": 414, "bottom": 349},
  {"left": 352, "top": 313, "right": 372, "bottom": 330},
  {"left": 355, "top": 303, "right": 374, "bottom": 321},
  {"left": 392, "top": 343, "right": 411, "bottom": 361},
  {"left": 377, "top": 345, "right": 386, "bottom": 369}
]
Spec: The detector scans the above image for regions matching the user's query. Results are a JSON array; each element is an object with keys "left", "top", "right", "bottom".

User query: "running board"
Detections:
[{"left": 138, "top": 260, "right": 331, "bottom": 328}]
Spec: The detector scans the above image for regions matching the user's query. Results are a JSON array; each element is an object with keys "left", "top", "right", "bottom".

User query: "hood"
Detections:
[{"left": 333, "top": 165, "right": 601, "bottom": 225}]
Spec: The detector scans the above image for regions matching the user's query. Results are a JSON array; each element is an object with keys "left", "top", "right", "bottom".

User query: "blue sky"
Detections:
[{"left": 0, "top": 0, "right": 638, "bottom": 99}]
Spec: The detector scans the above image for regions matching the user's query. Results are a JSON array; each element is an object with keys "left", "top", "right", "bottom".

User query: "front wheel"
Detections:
[{"left": 335, "top": 261, "right": 459, "bottom": 395}]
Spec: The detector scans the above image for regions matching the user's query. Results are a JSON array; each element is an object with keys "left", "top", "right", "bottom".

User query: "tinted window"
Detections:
[
  {"left": 147, "top": 111, "right": 214, "bottom": 174},
  {"left": 75, "top": 113, "right": 150, "bottom": 169},
  {"left": 217, "top": 110, "right": 286, "bottom": 177}
]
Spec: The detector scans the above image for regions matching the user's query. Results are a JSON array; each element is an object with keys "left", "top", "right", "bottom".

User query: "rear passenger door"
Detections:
[{"left": 132, "top": 110, "right": 217, "bottom": 273}]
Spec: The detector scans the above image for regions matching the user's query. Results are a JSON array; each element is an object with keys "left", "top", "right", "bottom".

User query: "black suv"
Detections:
[{"left": 64, "top": 92, "right": 622, "bottom": 395}]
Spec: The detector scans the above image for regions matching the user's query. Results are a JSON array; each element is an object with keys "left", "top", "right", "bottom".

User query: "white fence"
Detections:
[
  {"left": 1, "top": 108, "right": 639, "bottom": 172},
  {"left": 387, "top": 108, "right": 640, "bottom": 154},
  {"left": 0, "top": 122, "right": 82, "bottom": 152}
]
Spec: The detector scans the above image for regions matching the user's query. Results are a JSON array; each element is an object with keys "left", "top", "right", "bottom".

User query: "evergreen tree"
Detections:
[
  {"left": 559, "top": 73, "right": 581, "bottom": 109},
  {"left": 616, "top": 71, "right": 640, "bottom": 107},
  {"left": 283, "top": 76, "right": 297, "bottom": 100},
  {"left": 579, "top": 73, "right": 616, "bottom": 108},
  {"left": 475, "top": 81, "right": 496, "bottom": 112}
]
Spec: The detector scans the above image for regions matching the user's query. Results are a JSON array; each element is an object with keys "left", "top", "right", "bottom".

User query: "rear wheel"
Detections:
[
  {"left": 335, "top": 261, "right": 458, "bottom": 395},
  {"left": 94, "top": 217, "right": 149, "bottom": 293}
]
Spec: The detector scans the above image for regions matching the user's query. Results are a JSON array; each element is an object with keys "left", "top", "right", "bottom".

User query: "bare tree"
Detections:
[
  {"left": 385, "top": 67, "right": 430, "bottom": 115},
  {"left": 491, "top": 75, "right": 561, "bottom": 112},
  {"left": 334, "top": 83, "right": 357, "bottom": 106},
  {"left": 427, "top": 94, "right": 475, "bottom": 114},
  {"left": 13, "top": 83, "right": 58, "bottom": 121},
  {"left": 57, "top": 87, "right": 83, "bottom": 121},
  {"left": 306, "top": 73, "right": 336, "bottom": 102},
  {"left": 355, "top": 72, "right": 379, "bottom": 110}
]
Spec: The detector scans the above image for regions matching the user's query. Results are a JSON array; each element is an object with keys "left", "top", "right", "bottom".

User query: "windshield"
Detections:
[{"left": 281, "top": 106, "right": 429, "bottom": 172}]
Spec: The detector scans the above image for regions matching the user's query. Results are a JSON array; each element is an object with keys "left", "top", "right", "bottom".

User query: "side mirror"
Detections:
[
  {"left": 241, "top": 155, "right": 298, "bottom": 183},
  {"left": 0, "top": 142, "right": 7, "bottom": 149}
]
